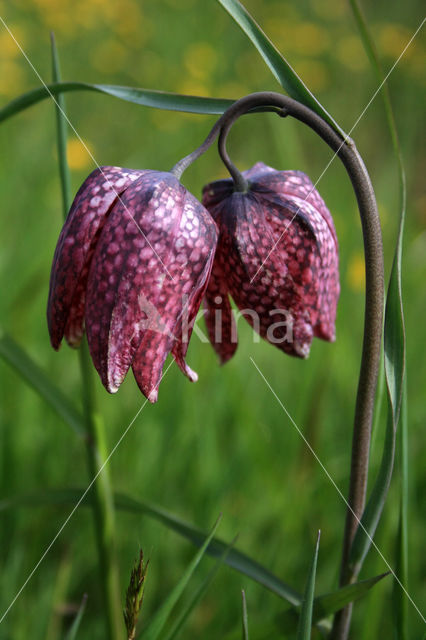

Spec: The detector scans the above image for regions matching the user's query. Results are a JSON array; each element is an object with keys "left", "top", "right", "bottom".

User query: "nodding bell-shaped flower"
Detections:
[
  {"left": 47, "top": 166, "right": 218, "bottom": 402},
  {"left": 202, "top": 162, "right": 340, "bottom": 363}
]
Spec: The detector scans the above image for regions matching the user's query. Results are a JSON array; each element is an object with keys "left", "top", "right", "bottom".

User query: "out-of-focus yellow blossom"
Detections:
[
  {"left": 66, "top": 138, "right": 93, "bottom": 170},
  {"left": 265, "top": 20, "right": 330, "bottom": 56},
  {"left": 310, "top": 0, "right": 347, "bottom": 20},
  {"left": 336, "top": 35, "right": 367, "bottom": 72},
  {"left": 294, "top": 59, "right": 329, "bottom": 92},
  {"left": 0, "top": 60, "right": 26, "bottom": 97},
  {"left": 377, "top": 23, "right": 414, "bottom": 60},
  {"left": 347, "top": 253, "right": 365, "bottom": 292},
  {"left": 0, "top": 27, "right": 26, "bottom": 59},
  {"left": 184, "top": 43, "right": 218, "bottom": 81},
  {"left": 91, "top": 39, "right": 128, "bottom": 74},
  {"left": 216, "top": 82, "right": 248, "bottom": 99},
  {"left": 176, "top": 80, "right": 210, "bottom": 99}
]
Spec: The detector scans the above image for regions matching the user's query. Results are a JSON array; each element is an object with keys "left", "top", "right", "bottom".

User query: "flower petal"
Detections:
[
  {"left": 203, "top": 260, "right": 237, "bottom": 364},
  {"left": 171, "top": 193, "right": 218, "bottom": 380},
  {"left": 47, "top": 166, "right": 144, "bottom": 349},
  {"left": 203, "top": 167, "right": 339, "bottom": 359},
  {"left": 85, "top": 172, "right": 217, "bottom": 398},
  {"left": 254, "top": 174, "right": 339, "bottom": 342}
]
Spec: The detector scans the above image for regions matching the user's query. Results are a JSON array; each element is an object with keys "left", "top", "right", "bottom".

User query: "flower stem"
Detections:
[
  {"left": 206, "top": 92, "right": 384, "bottom": 638},
  {"left": 79, "top": 341, "right": 123, "bottom": 640},
  {"left": 51, "top": 33, "right": 123, "bottom": 640}
]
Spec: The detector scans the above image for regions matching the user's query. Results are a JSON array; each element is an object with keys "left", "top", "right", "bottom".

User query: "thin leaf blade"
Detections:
[
  {"left": 297, "top": 532, "right": 320, "bottom": 640},
  {"left": 0, "top": 488, "right": 302, "bottom": 607},
  {"left": 64, "top": 594, "right": 88, "bottom": 640},
  {"left": 163, "top": 537, "right": 236, "bottom": 640},
  {"left": 348, "top": 0, "right": 406, "bottom": 573},
  {"left": 0, "top": 82, "right": 235, "bottom": 123},
  {"left": 142, "top": 516, "right": 222, "bottom": 640},
  {"left": 392, "top": 379, "right": 409, "bottom": 639},
  {"left": 241, "top": 590, "right": 249, "bottom": 640},
  {"left": 0, "top": 332, "right": 85, "bottom": 437},
  {"left": 216, "top": 0, "right": 344, "bottom": 136},
  {"left": 278, "top": 572, "right": 389, "bottom": 632}
]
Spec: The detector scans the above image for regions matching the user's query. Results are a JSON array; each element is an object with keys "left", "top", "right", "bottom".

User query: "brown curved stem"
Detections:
[{"left": 207, "top": 92, "right": 384, "bottom": 638}]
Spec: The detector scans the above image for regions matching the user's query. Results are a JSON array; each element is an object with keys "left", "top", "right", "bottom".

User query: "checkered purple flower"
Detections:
[
  {"left": 202, "top": 162, "right": 340, "bottom": 363},
  {"left": 47, "top": 166, "right": 218, "bottom": 402}
]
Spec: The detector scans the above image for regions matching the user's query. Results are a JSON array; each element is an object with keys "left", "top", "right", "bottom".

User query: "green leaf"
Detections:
[
  {"left": 114, "top": 492, "right": 302, "bottom": 607},
  {"left": 0, "top": 332, "right": 85, "bottom": 437},
  {"left": 51, "top": 33, "right": 72, "bottom": 217},
  {"left": 64, "top": 594, "right": 88, "bottom": 640},
  {"left": 347, "top": 0, "right": 406, "bottom": 574},
  {"left": 297, "top": 532, "right": 320, "bottom": 640},
  {"left": 216, "top": 0, "right": 344, "bottom": 137},
  {"left": 142, "top": 516, "right": 222, "bottom": 640},
  {"left": 0, "top": 82, "right": 236, "bottom": 123},
  {"left": 241, "top": 590, "right": 249, "bottom": 640},
  {"left": 0, "top": 488, "right": 302, "bottom": 607},
  {"left": 393, "top": 378, "right": 409, "bottom": 639},
  {"left": 162, "top": 537, "right": 236, "bottom": 640},
  {"left": 277, "top": 572, "right": 389, "bottom": 631}
]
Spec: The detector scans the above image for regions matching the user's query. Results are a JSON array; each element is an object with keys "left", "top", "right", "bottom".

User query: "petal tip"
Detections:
[{"left": 147, "top": 388, "right": 158, "bottom": 403}]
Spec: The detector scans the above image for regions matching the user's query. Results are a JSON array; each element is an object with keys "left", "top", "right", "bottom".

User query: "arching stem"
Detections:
[{"left": 178, "top": 92, "right": 383, "bottom": 639}]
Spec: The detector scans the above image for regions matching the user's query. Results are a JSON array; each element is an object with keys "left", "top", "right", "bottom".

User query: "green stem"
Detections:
[
  {"left": 51, "top": 33, "right": 123, "bottom": 640},
  {"left": 79, "top": 341, "right": 123, "bottom": 640}
]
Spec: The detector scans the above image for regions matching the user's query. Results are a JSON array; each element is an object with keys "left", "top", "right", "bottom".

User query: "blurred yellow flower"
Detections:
[
  {"left": 264, "top": 20, "right": 330, "bottom": 56},
  {"left": 336, "top": 35, "right": 367, "bottom": 72},
  {"left": 347, "top": 253, "right": 365, "bottom": 292},
  {"left": 294, "top": 59, "right": 329, "bottom": 92},
  {"left": 377, "top": 23, "right": 414, "bottom": 60},
  {"left": 0, "top": 60, "right": 26, "bottom": 97},
  {"left": 310, "top": 0, "right": 347, "bottom": 20},
  {"left": 0, "top": 27, "right": 26, "bottom": 59},
  {"left": 216, "top": 82, "right": 248, "bottom": 99},
  {"left": 176, "top": 79, "right": 210, "bottom": 98},
  {"left": 66, "top": 138, "right": 94, "bottom": 170}
]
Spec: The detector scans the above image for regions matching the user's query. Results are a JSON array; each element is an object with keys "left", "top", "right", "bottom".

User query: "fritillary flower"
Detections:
[
  {"left": 202, "top": 162, "right": 339, "bottom": 363},
  {"left": 48, "top": 166, "right": 217, "bottom": 402}
]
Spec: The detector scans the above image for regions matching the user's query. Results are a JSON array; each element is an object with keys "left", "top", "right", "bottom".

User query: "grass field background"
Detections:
[{"left": 0, "top": 0, "right": 424, "bottom": 637}]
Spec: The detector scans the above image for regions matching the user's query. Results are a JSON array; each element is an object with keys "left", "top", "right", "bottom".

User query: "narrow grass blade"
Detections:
[
  {"left": 348, "top": 0, "right": 406, "bottom": 574},
  {"left": 0, "top": 489, "right": 302, "bottom": 607},
  {"left": 114, "top": 492, "right": 302, "bottom": 607},
  {"left": 142, "top": 516, "right": 222, "bottom": 640},
  {"left": 51, "top": 33, "right": 71, "bottom": 217},
  {"left": 0, "top": 332, "right": 85, "bottom": 437},
  {"left": 297, "top": 532, "right": 320, "bottom": 640},
  {"left": 64, "top": 594, "right": 88, "bottom": 640},
  {"left": 0, "top": 82, "right": 236, "bottom": 123},
  {"left": 392, "top": 378, "right": 408, "bottom": 639},
  {"left": 241, "top": 590, "right": 249, "bottom": 640},
  {"left": 277, "top": 572, "right": 388, "bottom": 632},
  {"left": 162, "top": 536, "right": 236, "bottom": 640},
  {"left": 216, "top": 0, "right": 344, "bottom": 137}
]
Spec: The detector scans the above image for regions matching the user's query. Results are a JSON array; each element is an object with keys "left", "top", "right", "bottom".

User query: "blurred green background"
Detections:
[{"left": 0, "top": 0, "right": 425, "bottom": 637}]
